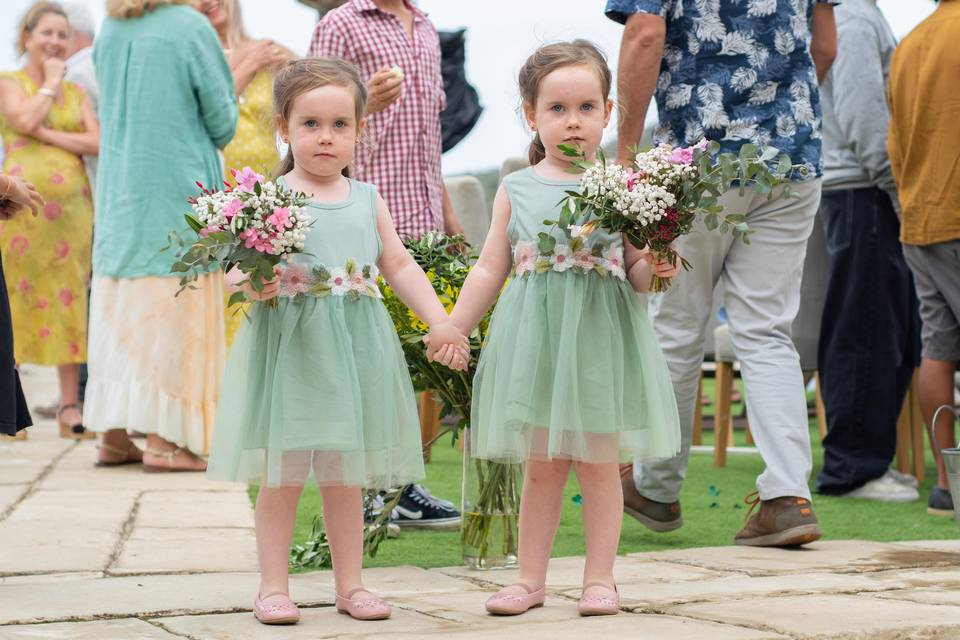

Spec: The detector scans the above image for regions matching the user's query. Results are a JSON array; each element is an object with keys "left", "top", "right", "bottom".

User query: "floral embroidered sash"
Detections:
[
  {"left": 511, "top": 241, "right": 626, "bottom": 280},
  {"left": 277, "top": 258, "right": 382, "bottom": 301}
]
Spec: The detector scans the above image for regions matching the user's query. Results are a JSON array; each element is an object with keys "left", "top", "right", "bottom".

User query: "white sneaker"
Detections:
[
  {"left": 885, "top": 469, "right": 919, "bottom": 488},
  {"left": 840, "top": 473, "right": 920, "bottom": 502}
]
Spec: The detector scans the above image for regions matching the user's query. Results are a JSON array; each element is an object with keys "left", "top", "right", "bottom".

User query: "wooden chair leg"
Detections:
[
  {"left": 693, "top": 374, "right": 704, "bottom": 446},
  {"left": 814, "top": 372, "right": 827, "bottom": 442},
  {"left": 419, "top": 390, "right": 440, "bottom": 463},
  {"left": 908, "top": 369, "right": 925, "bottom": 483},
  {"left": 743, "top": 398, "right": 754, "bottom": 446},
  {"left": 714, "top": 362, "right": 733, "bottom": 467}
]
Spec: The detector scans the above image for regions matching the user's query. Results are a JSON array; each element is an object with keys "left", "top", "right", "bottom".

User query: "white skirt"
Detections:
[{"left": 84, "top": 273, "right": 225, "bottom": 454}]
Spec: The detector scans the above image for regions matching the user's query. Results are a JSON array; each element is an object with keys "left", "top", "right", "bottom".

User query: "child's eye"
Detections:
[
  {"left": 581, "top": 103, "right": 594, "bottom": 111},
  {"left": 333, "top": 120, "right": 346, "bottom": 129},
  {"left": 551, "top": 104, "right": 564, "bottom": 113},
  {"left": 304, "top": 119, "right": 318, "bottom": 128}
]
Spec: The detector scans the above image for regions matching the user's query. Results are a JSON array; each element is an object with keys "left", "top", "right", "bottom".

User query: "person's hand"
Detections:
[
  {"left": 226, "top": 265, "right": 281, "bottom": 301},
  {"left": 424, "top": 321, "right": 470, "bottom": 371},
  {"left": 0, "top": 176, "right": 43, "bottom": 220},
  {"left": 41, "top": 57, "right": 65, "bottom": 90},
  {"left": 366, "top": 66, "right": 404, "bottom": 114},
  {"left": 643, "top": 246, "right": 681, "bottom": 279}
]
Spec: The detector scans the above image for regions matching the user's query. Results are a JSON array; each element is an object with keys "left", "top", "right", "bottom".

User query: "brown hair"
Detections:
[
  {"left": 273, "top": 57, "right": 368, "bottom": 177},
  {"left": 518, "top": 40, "right": 612, "bottom": 165},
  {"left": 16, "top": 2, "right": 68, "bottom": 56},
  {"left": 106, "top": 0, "right": 193, "bottom": 20}
]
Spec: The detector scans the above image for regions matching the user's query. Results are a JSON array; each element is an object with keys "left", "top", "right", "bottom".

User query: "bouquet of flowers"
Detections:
[
  {"left": 167, "top": 167, "right": 311, "bottom": 305},
  {"left": 553, "top": 141, "right": 795, "bottom": 291}
]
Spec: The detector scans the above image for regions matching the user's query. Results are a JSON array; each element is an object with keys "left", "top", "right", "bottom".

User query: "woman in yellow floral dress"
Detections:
[
  {"left": 0, "top": 3, "right": 97, "bottom": 438},
  {"left": 197, "top": 0, "right": 292, "bottom": 346}
]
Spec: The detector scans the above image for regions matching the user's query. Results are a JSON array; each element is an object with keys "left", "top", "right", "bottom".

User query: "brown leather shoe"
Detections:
[
  {"left": 734, "top": 492, "right": 823, "bottom": 547},
  {"left": 620, "top": 465, "right": 682, "bottom": 532}
]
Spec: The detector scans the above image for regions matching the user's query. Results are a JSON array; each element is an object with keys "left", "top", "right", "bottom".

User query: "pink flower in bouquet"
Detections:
[
  {"left": 240, "top": 228, "right": 274, "bottom": 254},
  {"left": 692, "top": 138, "right": 709, "bottom": 153},
  {"left": 572, "top": 248, "right": 594, "bottom": 270},
  {"left": 266, "top": 207, "right": 292, "bottom": 230},
  {"left": 513, "top": 241, "right": 536, "bottom": 276},
  {"left": 626, "top": 169, "right": 645, "bottom": 190},
  {"left": 222, "top": 198, "right": 244, "bottom": 221},
  {"left": 199, "top": 225, "right": 219, "bottom": 238},
  {"left": 231, "top": 167, "right": 264, "bottom": 193},
  {"left": 668, "top": 146, "right": 694, "bottom": 166},
  {"left": 278, "top": 263, "right": 310, "bottom": 297}
]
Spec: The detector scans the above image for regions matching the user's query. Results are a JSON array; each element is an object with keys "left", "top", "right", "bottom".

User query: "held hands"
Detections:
[
  {"left": 424, "top": 321, "right": 470, "bottom": 372},
  {"left": 0, "top": 176, "right": 43, "bottom": 220},
  {"left": 366, "top": 66, "right": 404, "bottom": 114}
]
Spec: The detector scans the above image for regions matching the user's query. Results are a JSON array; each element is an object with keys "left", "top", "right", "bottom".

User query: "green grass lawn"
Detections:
[{"left": 249, "top": 379, "right": 958, "bottom": 571}]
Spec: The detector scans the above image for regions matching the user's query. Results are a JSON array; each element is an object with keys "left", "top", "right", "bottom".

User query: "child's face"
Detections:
[
  {"left": 278, "top": 85, "right": 363, "bottom": 179},
  {"left": 524, "top": 64, "right": 612, "bottom": 164}
]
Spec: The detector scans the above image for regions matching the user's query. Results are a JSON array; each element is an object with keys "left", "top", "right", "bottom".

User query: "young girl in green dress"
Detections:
[
  {"left": 206, "top": 58, "right": 468, "bottom": 625},
  {"left": 432, "top": 41, "right": 682, "bottom": 617}
]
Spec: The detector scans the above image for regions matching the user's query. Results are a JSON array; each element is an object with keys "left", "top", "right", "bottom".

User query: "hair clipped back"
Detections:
[
  {"left": 16, "top": 1, "right": 68, "bottom": 56},
  {"left": 518, "top": 40, "right": 612, "bottom": 165},
  {"left": 272, "top": 57, "right": 368, "bottom": 177}
]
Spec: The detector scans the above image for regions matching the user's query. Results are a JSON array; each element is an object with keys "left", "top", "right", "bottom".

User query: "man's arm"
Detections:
[
  {"left": 442, "top": 184, "right": 465, "bottom": 236},
  {"left": 811, "top": 3, "right": 838, "bottom": 83},
  {"left": 830, "top": 19, "right": 899, "bottom": 210},
  {"left": 615, "top": 13, "right": 666, "bottom": 165}
]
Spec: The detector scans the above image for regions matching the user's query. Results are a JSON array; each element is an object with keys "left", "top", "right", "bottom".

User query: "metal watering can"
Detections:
[{"left": 934, "top": 404, "right": 960, "bottom": 529}]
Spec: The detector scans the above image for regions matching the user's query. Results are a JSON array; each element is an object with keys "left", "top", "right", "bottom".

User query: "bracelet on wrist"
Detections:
[{"left": 37, "top": 87, "right": 56, "bottom": 98}]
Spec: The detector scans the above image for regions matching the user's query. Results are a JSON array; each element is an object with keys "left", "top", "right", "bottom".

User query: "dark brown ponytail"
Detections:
[{"left": 528, "top": 132, "right": 546, "bottom": 165}]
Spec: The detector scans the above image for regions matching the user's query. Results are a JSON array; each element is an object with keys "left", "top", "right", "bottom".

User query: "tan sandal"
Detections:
[
  {"left": 95, "top": 442, "right": 143, "bottom": 467},
  {"left": 58, "top": 403, "right": 94, "bottom": 440},
  {"left": 143, "top": 447, "right": 207, "bottom": 473}
]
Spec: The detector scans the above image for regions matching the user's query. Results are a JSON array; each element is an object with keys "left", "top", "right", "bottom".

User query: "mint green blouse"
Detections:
[{"left": 92, "top": 5, "right": 238, "bottom": 278}]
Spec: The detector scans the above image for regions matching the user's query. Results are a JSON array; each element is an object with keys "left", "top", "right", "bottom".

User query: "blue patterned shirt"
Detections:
[{"left": 606, "top": 0, "right": 837, "bottom": 180}]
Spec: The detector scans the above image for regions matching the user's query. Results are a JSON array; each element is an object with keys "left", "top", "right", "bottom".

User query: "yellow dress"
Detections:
[
  {"left": 222, "top": 69, "right": 279, "bottom": 347},
  {"left": 0, "top": 71, "right": 93, "bottom": 365}
]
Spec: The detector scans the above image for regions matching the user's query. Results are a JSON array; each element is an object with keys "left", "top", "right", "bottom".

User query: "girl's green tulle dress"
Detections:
[
  {"left": 206, "top": 179, "right": 425, "bottom": 488},
  {"left": 470, "top": 167, "right": 681, "bottom": 464}
]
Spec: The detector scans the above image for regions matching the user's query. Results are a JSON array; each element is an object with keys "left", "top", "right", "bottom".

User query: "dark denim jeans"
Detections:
[{"left": 816, "top": 187, "right": 920, "bottom": 494}]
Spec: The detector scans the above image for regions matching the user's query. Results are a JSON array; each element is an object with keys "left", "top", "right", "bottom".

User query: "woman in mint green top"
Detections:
[
  {"left": 92, "top": 2, "right": 236, "bottom": 278},
  {"left": 207, "top": 178, "right": 425, "bottom": 489},
  {"left": 83, "top": 0, "right": 238, "bottom": 472}
]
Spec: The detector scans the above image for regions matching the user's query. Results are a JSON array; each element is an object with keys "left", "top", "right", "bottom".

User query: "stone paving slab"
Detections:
[
  {"left": 153, "top": 606, "right": 453, "bottom": 639},
  {"left": 669, "top": 593, "right": 960, "bottom": 639},
  {"left": 5, "top": 489, "right": 137, "bottom": 532},
  {"left": 112, "top": 527, "right": 258, "bottom": 574},
  {"left": 0, "top": 618, "right": 177, "bottom": 639},
  {"left": 0, "top": 486, "right": 27, "bottom": 513},
  {"left": 135, "top": 491, "right": 254, "bottom": 529},
  {"left": 435, "top": 555, "right": 729, "bottom": 592},
  {"left": 338, "top": 614, "right": 789, "bottom": 640},
  {"left": 0, "top": 522, "right": 116, "bottom": 574},
  {"left": 630, "top": 540, "right": 957, "bottom": 576}
]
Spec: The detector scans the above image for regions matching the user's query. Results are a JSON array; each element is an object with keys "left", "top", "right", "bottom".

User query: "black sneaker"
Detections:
[
  {"left": 928, "top": 487, "right": 955, "bottom": 517},
  {"left": 392, "top": 484, "right": 461, "bottom": 530}
]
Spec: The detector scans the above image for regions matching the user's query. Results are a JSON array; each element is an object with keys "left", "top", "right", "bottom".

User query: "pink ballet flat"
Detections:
[
  {"left": 335, "top": 588, "right": 392, "bottom": 620},
  {"left": 577, "top": 582, "right": 620, "bottom": 616},
  {"left": 253, "top": 592, "right": 300, "bottom": 625},
  {"left": 485, "top": 584, "right": 545, "bottom": 615}
]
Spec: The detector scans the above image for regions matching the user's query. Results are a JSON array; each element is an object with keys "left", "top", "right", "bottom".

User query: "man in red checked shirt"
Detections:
[
  {"left": 309, "top": 0, "right": 464, "bottom": 531},
  {"left": 308, "top": 0, "right": 464, "bottom": 240}
]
